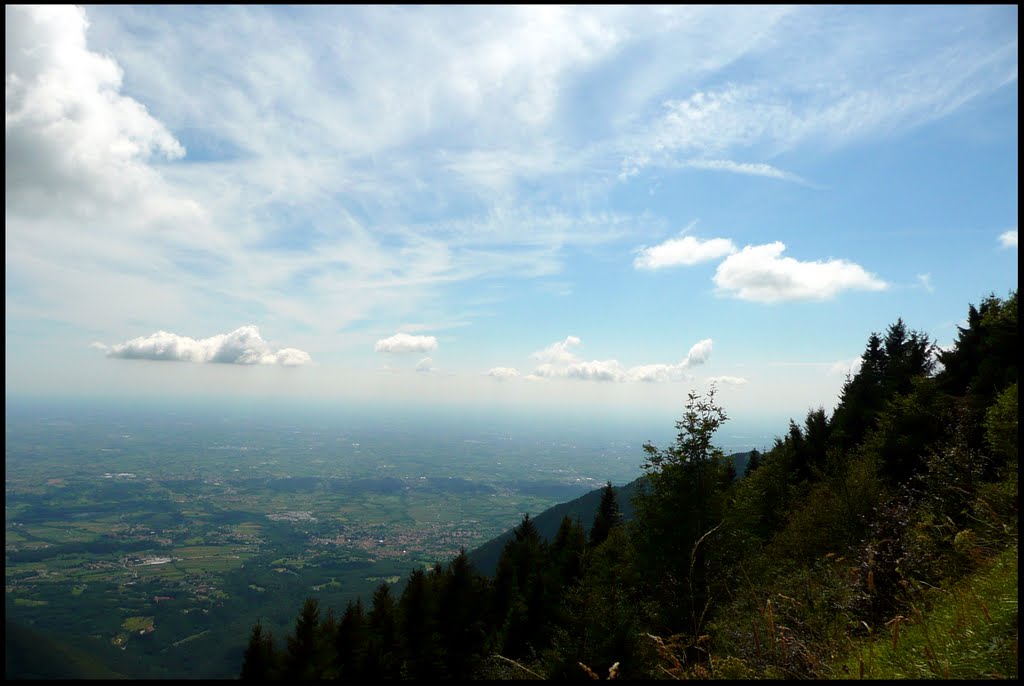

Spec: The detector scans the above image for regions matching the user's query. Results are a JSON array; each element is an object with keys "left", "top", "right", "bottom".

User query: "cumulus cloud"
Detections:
[
  {"left": 634, "top": 235, "right": 737, "bottom": 269},
  {"left": 684, "top": 338, "right": 714, "bottom": 366},
  {"left": 100, "top": 326, "right": 312, "bottom": 366},
  {"left": 530, "top": 360, "right": 627, "bottom": 382},
  {"left": 999, "top": 230, "right": 1017, "bottom": 248},
  {"left": 5, "top": 5, "right": 185, "bottom": 216},
  {"left": 565, "top": 359, "right": 627, "bottom": 382},
  {"left": 524, "top": 336, "right": 713, "bottom": 382},
  {"left": 713, "top": 242, "right": 888, "bottom": 303},
  {"left": 530, "top": 335, "right": 582, "bottom": 364},
  {"left": 374, "top": 332, "right": 439, "bottom": 353},
  {"left": 706, "top": 375, "right": 748, "bottom": 386},
  {"left": 625, "top": 363, "right": 679, "bottom": 383},
  {"left": 487, "top": 367, "right": 520, "bottom": 380}
]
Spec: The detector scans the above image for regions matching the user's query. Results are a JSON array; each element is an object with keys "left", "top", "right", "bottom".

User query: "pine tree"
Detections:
[
  {"left": 589, "top": 482, "right": 622, "bottom": 548},
  {"left": 551, "top": 515, "right": 586, "bottom": 588},
  {"left": 832, "top": 332, "right": 887, "bottom": 450},
  {"left": 240, "top": 620, "right": 277, "bottom": 680},
  {"left": 365, "top": 583, "right": 400, "bottom": 680},
  {"left": 743, "top": 448, "right": 761, "bottom": 477},
  {"left": 398, "top": 567, "right": 443, "bottom": 679},
  {"left": 284, "top": 597, "right": 321, "bottom": 679},
  {"left": 334, "top": 599, "right": 367, "bottom": 681},
  {"left": 438, "top": 549, "right": 488, "bottom": 678},
  {"left": 490, "top": 514, "right": 550, "bottom": 658}
]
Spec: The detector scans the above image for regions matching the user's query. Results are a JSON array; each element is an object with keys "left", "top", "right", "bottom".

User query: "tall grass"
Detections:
[{"left": 830, "top": 545, "right": 1017, "bottom": 680}]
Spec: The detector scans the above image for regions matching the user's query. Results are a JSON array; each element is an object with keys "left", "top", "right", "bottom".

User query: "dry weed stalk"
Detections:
[{"left": 493, "top": 654, "right": 545, "bottom": 680}]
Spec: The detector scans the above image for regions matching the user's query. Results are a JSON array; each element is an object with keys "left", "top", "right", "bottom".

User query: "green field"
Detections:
[{"left": 5, "top": 407, "right": 630, "bottom": 678}]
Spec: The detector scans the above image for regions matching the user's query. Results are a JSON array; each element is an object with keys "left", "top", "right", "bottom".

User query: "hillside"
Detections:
[
  {"left": 237, "top": 291, "right": 1017, "bottom": 681},
  {"left": 467, "top": 476, "right": 644, "bottom": 577},
  {"left": 468, "top": 451, "right": 751, "bottom": 576},
  {"left": 5, "top": 619, "right": 132, "bottom": 680}
]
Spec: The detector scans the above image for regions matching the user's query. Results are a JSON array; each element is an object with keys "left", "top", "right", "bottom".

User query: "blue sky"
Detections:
[{"left": 5, "top": 5, "right": 1018, "bottom": 433}]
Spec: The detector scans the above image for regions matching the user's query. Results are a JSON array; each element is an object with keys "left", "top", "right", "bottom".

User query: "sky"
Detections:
[{"left": 5, "top": 5, "right": 1019, "bottom": 435}]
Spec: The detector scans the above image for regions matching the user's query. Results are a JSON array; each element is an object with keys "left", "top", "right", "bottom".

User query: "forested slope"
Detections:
[{"left": 240, "top": 290, "right": 1018, "bottom": 680}]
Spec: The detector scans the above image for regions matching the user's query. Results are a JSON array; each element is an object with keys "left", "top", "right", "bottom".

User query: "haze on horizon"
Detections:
[{"left": 5, "top": 5, "right": 1018, "bottom": 433}]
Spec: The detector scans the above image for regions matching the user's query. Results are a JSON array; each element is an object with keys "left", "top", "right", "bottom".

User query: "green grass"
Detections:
[
  {"left": 121, "top": 616, "right": 155, "bottom": 633},
  {"left": 14, "top": 598, "right": 49, "bottom": 607},
  {"left": 24, "top": 524, "right": 98, "bottom": 544},
  {"left": 831, "top": 546, "right": 1018, "bottom": 680},
  {"left": 172, "top": 629, "right": 210, "bottom": 647},
  {"left": 137, "top": 565, "right": 187, "bottom": 580}
]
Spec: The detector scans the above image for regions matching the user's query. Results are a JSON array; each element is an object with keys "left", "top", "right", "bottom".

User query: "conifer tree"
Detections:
[
  {"left": 284, "top": 597, "right": 321, "bottom": 679},
  {"left": 334, "top": 599, "right": 366, "bottom": 681},
  {"left": 551, "top": 515, "right": 586, "bottom": 588},
  {"left": 438, "top": 549, "right": 487, "bottom": 678},
  {"left": 743, "top": 448, "right": 761, "bottom": 477},
  {"left": 365, "top": 583, "right": 401, "bottom": 680},
  {"left": 589, "top": 482, "right": 622, "bottom": 548},
  {"left": 398, "top": 567, "right": 443, "bottom": 679},
  {"left": 240, "top": 620, "right": 277, "bottom": 680}
]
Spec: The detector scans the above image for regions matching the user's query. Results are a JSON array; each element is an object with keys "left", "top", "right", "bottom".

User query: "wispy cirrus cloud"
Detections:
[
  {"left": 678, "top": 159, "right": 812, "bottom": 185},
  {"left": 618, "top": 9, "right": 1017, "bottom": 179},
  {"left": 95, "top": 326, "right": 311, "bottom": 366},
  {"left": 713, "top": 242, "right": 888, "bottom": 303},
  {"left": 6, "top": 5, "right": 1015, "bottom": 408}
]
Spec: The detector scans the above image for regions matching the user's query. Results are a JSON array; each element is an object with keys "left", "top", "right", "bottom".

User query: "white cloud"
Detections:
[
  {"left": 8, "top": 5, "right": 1015, "bottom": 402},
  {"left": 620, "top": 15, "right": 1018, "bottom": 178},
  {"left": 530, "top": 359, "right": 627, "bottom": 382},
  {"left": 374, "top": 332, "right": 439, "bottom": 353},
  {"left": 999, "top": 230, "right": 1017, "bottom": 248},
  {"left": 706, "top": 375, "right": 748, "bottom": 386},
  {"left": 684, "top": 338, "right": 713, "bottom": 366},
  {"left": 713, "top": 242, "right": 888, "bottom": 303},
  {"left": 5, "top": 5, "right": 186, "bottom": 217},
  {"left": 679, "top": 159, "right": 810, "bottom": 185},
  {"left": 487, "top": 367, "right": 520, "bottom": 380},
  {"left": 415, "top": 357, "right": 435, "bottom": 373},
  {"left": 101, "top": 326, "right": 311, "bottom": 366},
  {"left": 634, "top": 234, "right": 737, "bottom": 270},
  {"left": 524, "top": 336, "right": 712, "bottom": 383},
  {"left": 625, "top": 363, "right": 678, "bottom": 383},
  {"left": 565, "top": 359, "right": 627, "bottom": 382},
  {"left": 828, "top": 357, "right": 864, "bottom": 378},
  {"left": 4, "top": 5, "right": 649, "bottom": 348},
  {"left": 530, "top": 335, "right": 582, "bottom": 364},
  {"left": 916, "top": 273, "right": 935, "bottom": 293}
]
